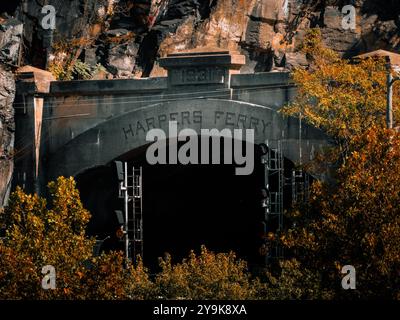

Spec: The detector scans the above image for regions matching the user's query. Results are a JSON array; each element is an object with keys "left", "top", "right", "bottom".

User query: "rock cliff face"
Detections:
[
  {"left": 0, "top": 16, "right": 22, "bottom": 206},
  {"left": 0, "top": 0, "right": 399, "bottom": 204},
  {"left": 4, "top": 0, "right": 400, "bottom": 78}
]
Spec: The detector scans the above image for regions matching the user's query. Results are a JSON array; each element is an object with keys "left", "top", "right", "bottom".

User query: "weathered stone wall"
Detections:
[
  {"left": 0, "top": 65, "right": 15, "bottom": 206},
  {"left": 13, "top": 48, "right": 330, "bottom": 195},
  {"left": 0, "top": 17, "right": 22, "bottom": 206}
]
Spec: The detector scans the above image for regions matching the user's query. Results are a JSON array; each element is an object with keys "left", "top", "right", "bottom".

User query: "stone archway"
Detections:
[
  {"left": 45, "top": 98, "right": 330, "bottom": 267},
  {"left": 45, "top": 98, "right": 330, "bottom": 182}
]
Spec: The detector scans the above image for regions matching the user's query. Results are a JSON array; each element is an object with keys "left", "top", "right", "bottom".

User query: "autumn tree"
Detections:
[
  {"left": 278, "top": 29, "right": 400, "bottom": 299},
  {"left": 257, "top": 259, "right": 334, "bottom": 300},
  {"left": 155, "top": 246, "right": 260, "bottom": 300},
  {"left": 281, "top": 28, "right": 400, "bottom": 154},
  {"left": 82, "top": 252, "right": 155, "bottom": 300},
  {"left": 0, "top": 177, "right": 94, "bottom": 299},
  {"left": 0, "top": 177, "right": 153, "bottom": 299},
  {"left": 282, "top": 127, "right": 400, "bottom": 299}
]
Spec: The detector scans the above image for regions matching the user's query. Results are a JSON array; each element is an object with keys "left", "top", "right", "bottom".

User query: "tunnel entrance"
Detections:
[{"left": 76, "top": 139, "right": 299, "bottom": 271}]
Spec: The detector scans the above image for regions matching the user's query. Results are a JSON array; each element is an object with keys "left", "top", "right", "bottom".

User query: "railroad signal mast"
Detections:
[
  {"left": 260, "top": 140, "right": 284, "bottom": 264},
  {"left": 115, "top": 161, "right": 143, "bottom": 263},
  {"left": 260, "top": 141, "right": 311, "bottom": 266}
]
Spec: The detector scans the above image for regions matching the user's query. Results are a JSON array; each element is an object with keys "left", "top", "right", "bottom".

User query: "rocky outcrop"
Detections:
[
  {"left": 0, "top": 16, "right": 22, "bottom": 206},
  {"left": 3, "top": 0, "right": 399, "bottom": 78}
]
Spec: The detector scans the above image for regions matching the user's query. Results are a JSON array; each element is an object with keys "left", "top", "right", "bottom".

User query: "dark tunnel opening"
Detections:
[{"left": 76, "top": 139, "right": 298, "bottom": 271}]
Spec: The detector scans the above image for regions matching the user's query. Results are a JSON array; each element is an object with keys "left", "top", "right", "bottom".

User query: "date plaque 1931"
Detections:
[{"left": 159, "top": 50, "right": 245, "bottom": 89}]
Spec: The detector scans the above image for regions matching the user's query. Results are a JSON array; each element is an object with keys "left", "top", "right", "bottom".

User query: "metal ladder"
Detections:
[
  {"left": 266, "top": 140, "right": 284, "bottom": 233},
  {"left": 127, "top": 166, "right": 143, "bottom": 263},
  {"left": 262, "top": 140, "right": 284, "bottom": 261},
  {"left": 115, "top": 161, "right": 143, "bottom": 263}
]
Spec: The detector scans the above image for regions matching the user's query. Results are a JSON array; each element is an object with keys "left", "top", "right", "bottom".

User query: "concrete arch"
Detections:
[{"left": 45, "top": 99, "right": 330, "bottom": 181}]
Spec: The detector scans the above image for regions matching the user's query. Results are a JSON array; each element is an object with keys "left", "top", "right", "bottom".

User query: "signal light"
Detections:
[
  {"left": 259, "top": 244, "right": 269, "bottom": 256},
  {"left": 116, "top": 226, "right": 125, "bottom": 239},
  {"left": 115, "top": 161, "right": 124, "bottom": 182},
  {"left": 261, "top": 188, "right": 270, "bottom": 208},
  {"left": 267, "top": 232, "right": 275, "bottom": 241},
  {"left": 259, "top": 143, "right": 268, "bottom": 156},
  {"left": 115, "top": 210, "right": 124, "bottom": 225}
]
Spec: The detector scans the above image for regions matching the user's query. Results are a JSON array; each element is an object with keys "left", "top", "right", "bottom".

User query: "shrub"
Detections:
[{"left": 155, "top": 246, "right": 259, "bottom": 300}]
